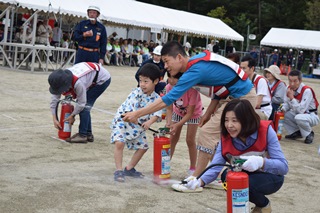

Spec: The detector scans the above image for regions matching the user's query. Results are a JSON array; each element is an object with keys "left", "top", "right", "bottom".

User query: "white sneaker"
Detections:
[{"left": 171, "top": 183, "right": 203, "bottom": 193}]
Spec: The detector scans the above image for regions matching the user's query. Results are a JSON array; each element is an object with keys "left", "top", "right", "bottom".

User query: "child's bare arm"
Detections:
[
  {"left": 169, "top": 105, "right": 196, "bottom": 135},
  {"left": 176, "top": 105, "right": 196, "bottom": 127},
  {"left": 165, "top": 105, "right": 173, "bottom": 128},
  {"left": 141, "top": 116, "right": 159, "bottom": 130}
]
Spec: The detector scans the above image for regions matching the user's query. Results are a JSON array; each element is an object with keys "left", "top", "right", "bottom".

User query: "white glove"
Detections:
[
  {"left": 240, "top": 156, "right": 264, "bottom": 172},
  {"left": 184, "top": 176, "right": 201, "bottom": 190}
]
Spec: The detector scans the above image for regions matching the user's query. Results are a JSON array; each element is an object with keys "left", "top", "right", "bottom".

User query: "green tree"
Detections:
[
  {"left": 305, "top": 0, "right": 320, "bottom": 30},
  {"left": 136, "top": 0, "right": 310, "bottom": 45},
  {"left": 207, "top": 6, "right": 232, "bottom": 26},
  {"left": 232, "top": 13, "right": 258, "bottom": 49}
]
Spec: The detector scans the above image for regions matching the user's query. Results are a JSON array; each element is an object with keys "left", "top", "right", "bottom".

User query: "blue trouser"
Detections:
[
  {"left": 248, "top": 172, "right": 284, "bottom": 207},
  {"left": 222, "top": 170, "right": 284, "bottom": 207},
  {"left": 75, "top": 49, "right": 100, "bottom": 64},
  {"left": 78, "top": 78, "right": 111, "bottom": 136}
]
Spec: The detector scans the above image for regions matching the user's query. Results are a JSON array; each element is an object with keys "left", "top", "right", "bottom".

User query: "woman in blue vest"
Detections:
[{"left": 180, "top": 99, "right": 288, "bottom": 213}]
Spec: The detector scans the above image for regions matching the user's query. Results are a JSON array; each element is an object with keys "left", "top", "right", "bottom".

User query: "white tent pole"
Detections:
[
  {"left": 3, "top": 7, "right": 11, "bottom": 43},
  {"left": 206, "top": 35, "right": 208, "bottom": 48},
  {"left": 241, "top": 41, "right": 244, "bottom": 56},
  {"left": 183, "top": 34, "right": 187, "bottom": 45},
  {"left": 246, "top": 25, "right": 250, "bottom": 52},
  {"left": 258, "top": 44, "right": 261, "bottom": 69},
  {"left": 9, "top": 6, "right": 15, "bottom": 43}
]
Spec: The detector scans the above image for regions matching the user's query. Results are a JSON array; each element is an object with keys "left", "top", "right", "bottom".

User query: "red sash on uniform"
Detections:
[
  {"left": 62, "top": 62, "right": 100, "bottom": 99},
  {"left": 294, "top": 85, "right": 319, "bottom": 109},
  {"left": 270, "top": 80, "right": 285, "bottom": 97},
  {"left": 187, "top": 50, "right": 248, "bottom": 98}
]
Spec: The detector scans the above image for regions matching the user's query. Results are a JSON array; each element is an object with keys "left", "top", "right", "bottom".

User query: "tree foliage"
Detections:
[
  {"left": 207, "top": 6, "right": 232, "bottom": 26},
  {"left": 137, "top": 0, "right": 314, "bottom": 44},
  {"left": 304, "top": 0, "right": 320, "bottom": 30}
]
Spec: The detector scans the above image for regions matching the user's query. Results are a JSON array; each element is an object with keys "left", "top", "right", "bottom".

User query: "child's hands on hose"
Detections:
[
  {"left": 240, "top": 156, "right": 264, "bottom": 172},
  {"left": 141, "top": 120, "right": 151, "bottom": 130},
  {"left": 169, "top": 123, "right": 179, "bottom": 135},
  {"left": 185, "top": 176, "right": 201, "bottom": 190}
]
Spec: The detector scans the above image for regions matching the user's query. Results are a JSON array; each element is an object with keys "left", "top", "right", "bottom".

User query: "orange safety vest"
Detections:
[
  {"left": 221, "top": 120, "right": 271, "bottom": 163},
  {"left": 187, "top": 50, "right": 248, "bottom": 98}
]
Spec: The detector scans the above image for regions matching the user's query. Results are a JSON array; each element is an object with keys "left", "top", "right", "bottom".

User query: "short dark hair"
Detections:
[
  {"left": 167, "top": 71, "right": 183, "bottom": 79},
  {"left": 138, "top": 63, "right": 161, "bottom": 82},
  {"left": 288, "top": 70, "right": 302, "bottom": 80},
  {"left": 161, "top": 41, "right": 187, "bottom": 58},
  {"left": 241, "top": 54, "right": 256, "bottom": 68},
  {"left": 220, "top": 99, "right": 260, "bottom": 138},
  {"left": 226, "top": 53, "right": 240, "bottom": 64}
]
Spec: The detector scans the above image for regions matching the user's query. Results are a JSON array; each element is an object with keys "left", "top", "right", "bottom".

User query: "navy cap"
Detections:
[{"left": 48, "top": 69, "right": 73, "bottom": 95}]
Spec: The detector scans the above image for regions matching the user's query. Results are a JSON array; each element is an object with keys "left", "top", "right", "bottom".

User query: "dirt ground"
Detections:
[{"left": 0, "top": 65, "right": 320, "bottom": 213}]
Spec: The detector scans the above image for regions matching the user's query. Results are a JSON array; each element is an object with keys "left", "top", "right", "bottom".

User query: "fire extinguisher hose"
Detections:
[
  {"left": 55, "top": 99, "right": 62, "bottom": 122},
  {"left": 181, "top": 163, "right": 231, "bottom": 184},
  {"left": 180, "top": 158, "right": 247, "bottom": 184},
  {"left": 55, "top": 96, "right": 75, "bottom": 122}
]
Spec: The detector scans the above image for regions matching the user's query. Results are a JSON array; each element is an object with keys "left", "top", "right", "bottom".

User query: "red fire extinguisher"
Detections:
[
  {"left": 55, "top": 96, "right": 74, "bottom": 140},
  {"left": 153, "top": 127, "right": 170, "bottom": 183},
  {"left": 274, "top": 110, "right": 284, "bottom": 140},
  {"left": 226, "top": 170, "right": 250, "bottom": 213}
]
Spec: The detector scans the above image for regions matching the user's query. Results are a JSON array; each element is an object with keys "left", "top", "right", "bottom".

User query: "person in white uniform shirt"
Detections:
[
  {"left": 241, "top": 55, "right": 272, "bottom": 120},
  {"left": 282, "top": 70, "right": 319, "bottom": 144},
  {"left": 49, "top": 62, "right": 111, "bottom": 143}
]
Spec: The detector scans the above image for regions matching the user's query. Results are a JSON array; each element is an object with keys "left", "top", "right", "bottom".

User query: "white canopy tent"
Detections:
[
  {"left": 0, "top": 0, "right": 244, "bottom": 41},
  {"left": 261, "top": 28, "right": 320, "bottom": 51}
]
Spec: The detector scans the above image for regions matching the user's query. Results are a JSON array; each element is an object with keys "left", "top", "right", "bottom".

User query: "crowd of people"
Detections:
[
  {"left": 254, "top": 47, "right": 320, "bottom": 74},
  {"left": 0, "top": 12, "right": 72, "bottom": 63},
  {"left": 104, "top": 37, "right": 161, "bottom": 67},
  {"left": 44, "top": 5, "right": 319, "bottom": 213}
]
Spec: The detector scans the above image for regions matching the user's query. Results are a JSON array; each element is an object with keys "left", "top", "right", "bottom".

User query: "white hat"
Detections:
[
  {"left": 185, "top": 42, "right": 191, "bottom": 48},
  {"left": 264, "top": 65, "right": 281, "bottom": 80},
  {"left": 87, "top": 6, "right": 100, "bottom": 15},
  {"left": 300, "top": 50, "right": 303, "bottom": 53},
  {"left": 289, "top": 49, "right": 293, "bottom": 52},
  {"left": 152, "top": 45, "right": 162, "bottom": 55},
  {"left": 274, "top": 49, "right": 278, "bottom": 52}
]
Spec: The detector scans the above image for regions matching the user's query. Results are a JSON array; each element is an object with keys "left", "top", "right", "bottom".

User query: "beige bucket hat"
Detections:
[{"left": 264, "top": 65, "right": 281, "bottom": 80}]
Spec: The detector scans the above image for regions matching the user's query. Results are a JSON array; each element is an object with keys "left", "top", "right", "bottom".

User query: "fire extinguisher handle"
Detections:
[
  {"left": 139, "top": 124, "right": 159, "bottom": 134},
  {"left": 234, "top": 159, "right": 247, "bottom": 165},
  {"left": 120, "top": 114, "right": 159, "bottom": 133}
]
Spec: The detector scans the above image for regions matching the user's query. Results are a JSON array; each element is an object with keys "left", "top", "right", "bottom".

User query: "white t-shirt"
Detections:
[{"left": 254, "top": 74, "right": 272, "bottom": 117}]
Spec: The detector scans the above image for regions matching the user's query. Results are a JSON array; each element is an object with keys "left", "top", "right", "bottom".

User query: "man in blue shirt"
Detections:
[
  {"left": 73, "top": 6, "right": 107, "bottom": 64},
  {"left": 123, "top": 41, "right": 257, "bottom": 184}
]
